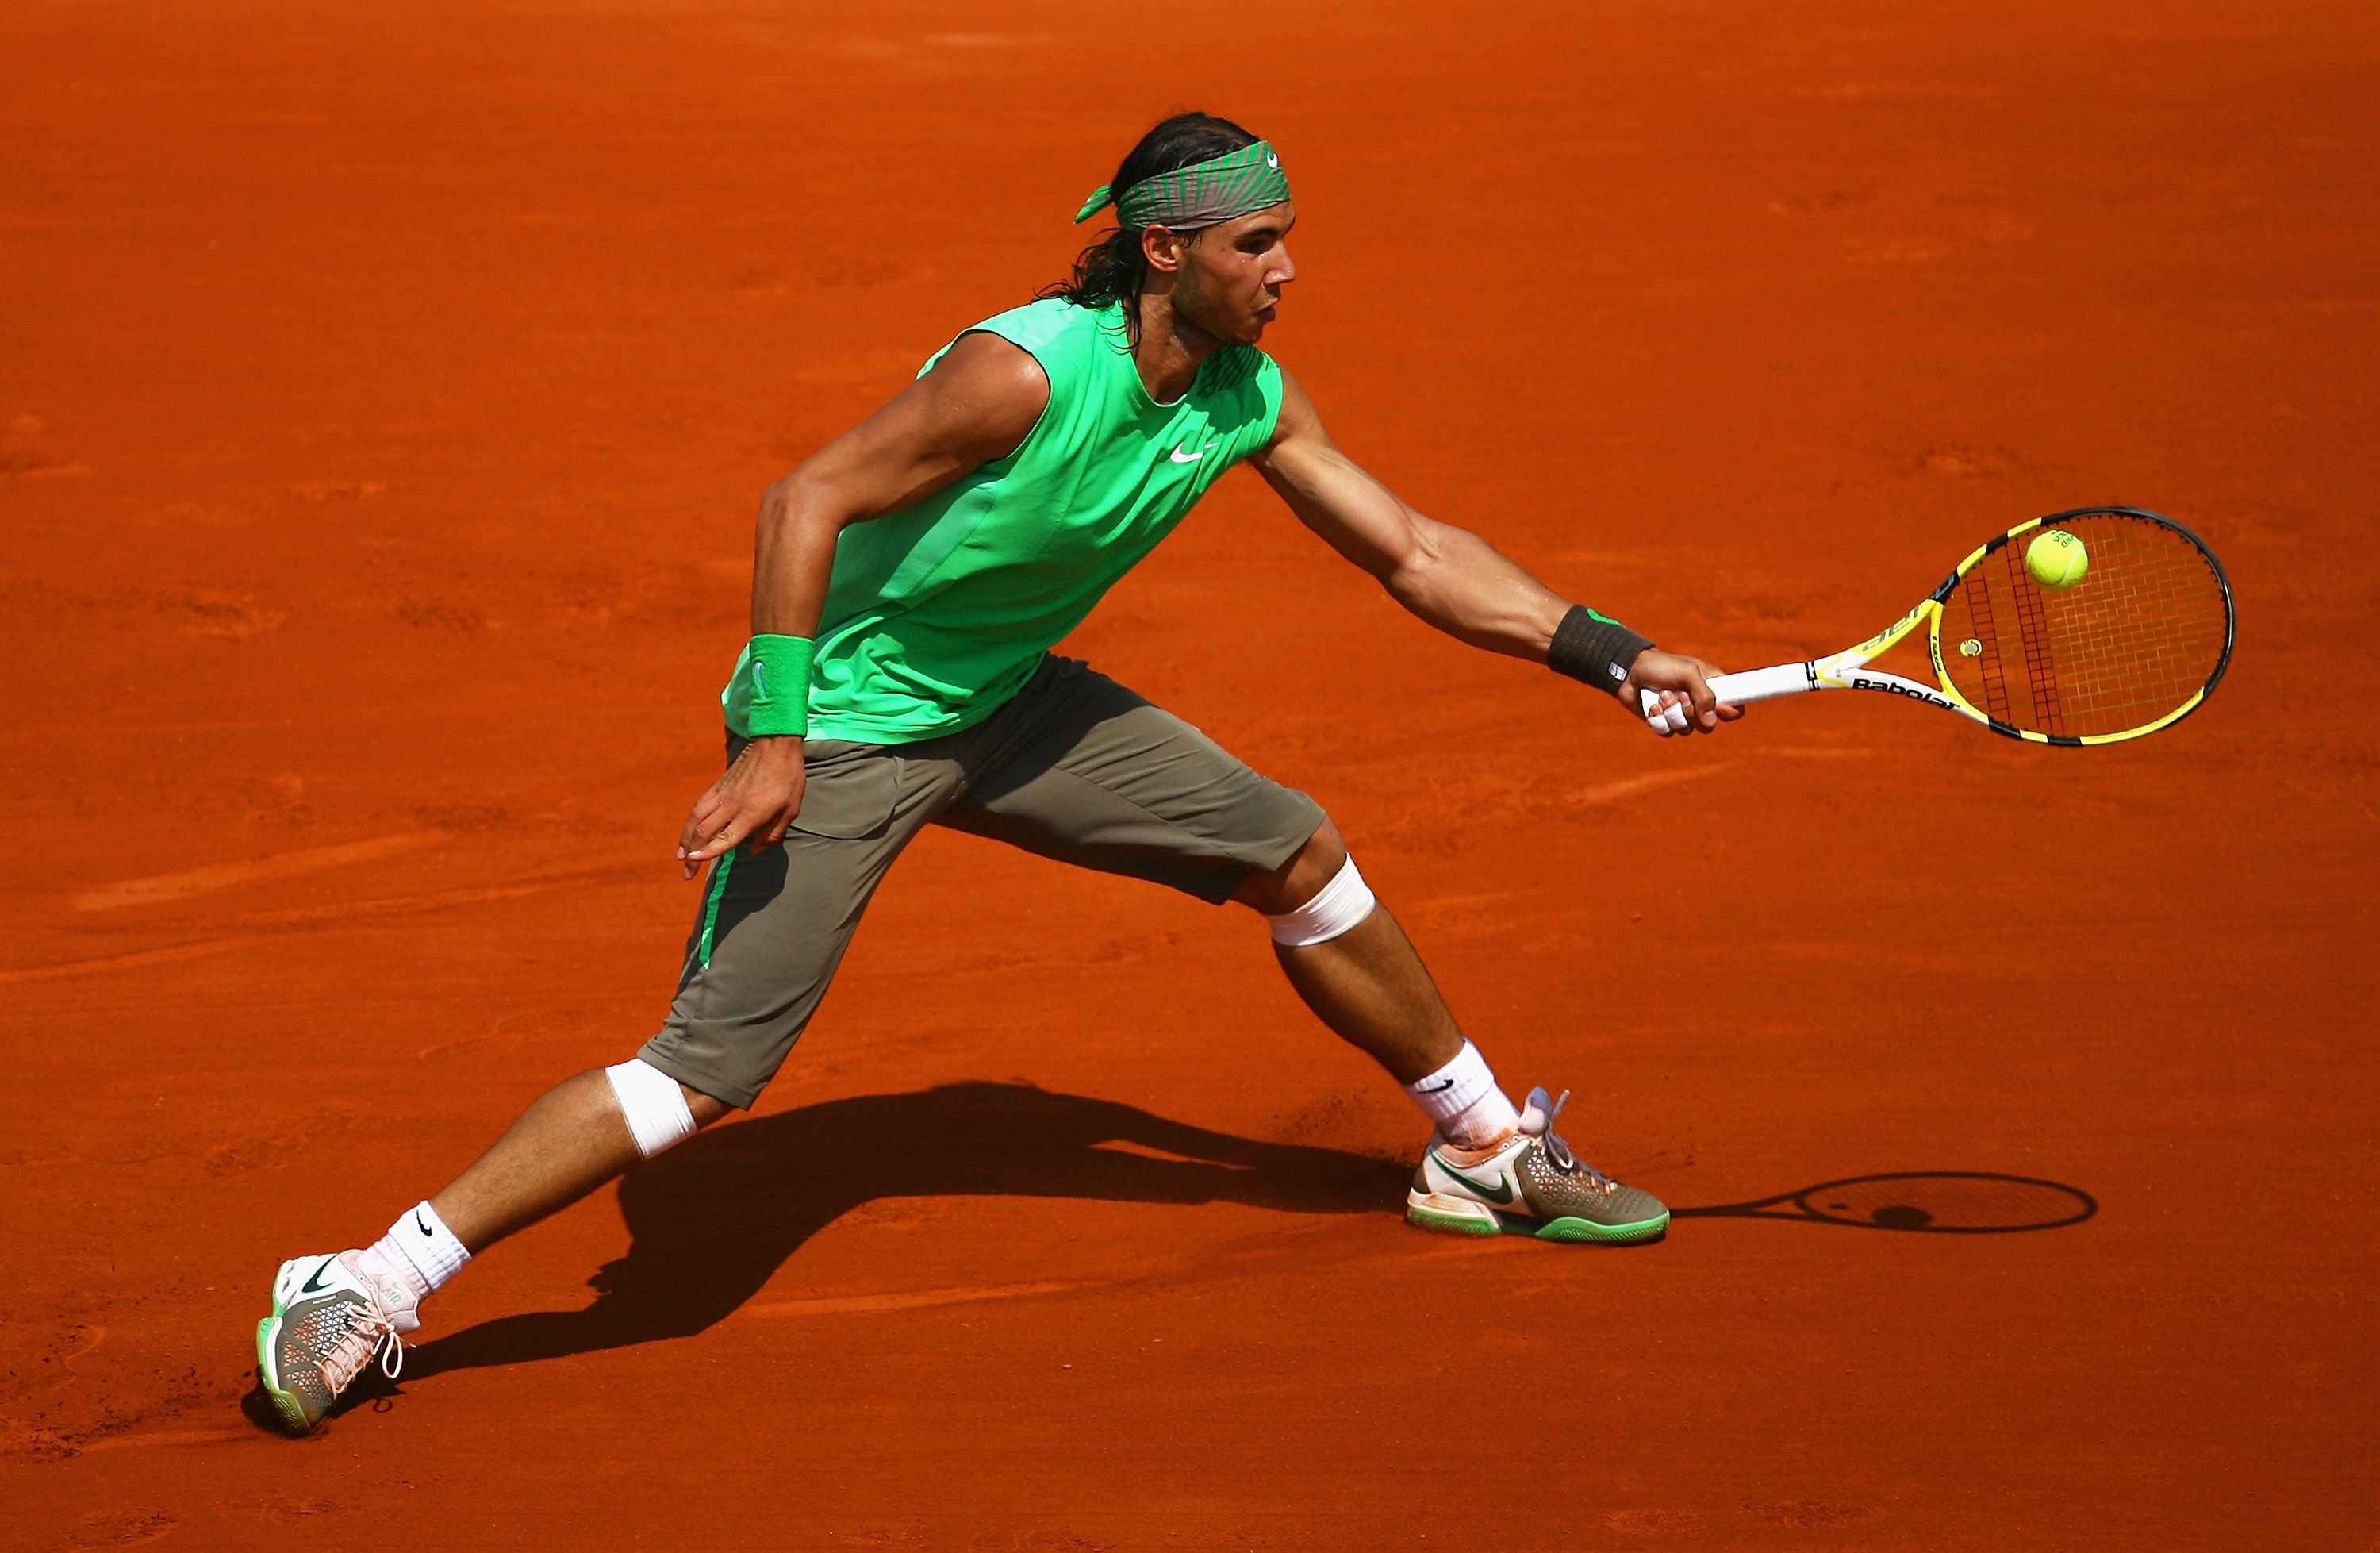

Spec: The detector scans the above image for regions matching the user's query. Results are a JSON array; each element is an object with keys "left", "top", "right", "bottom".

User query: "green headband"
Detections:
[{"left": 1073, "top": 140, "right": 1291, "bottom": 230}]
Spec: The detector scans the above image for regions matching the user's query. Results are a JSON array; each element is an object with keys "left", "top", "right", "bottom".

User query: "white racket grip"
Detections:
[
  {"left": 1706, "top": 663, "right": 1814, "bottom": 704},
  {"left": 1637, "top": 661, "right": 1813, "bottom": 730}
]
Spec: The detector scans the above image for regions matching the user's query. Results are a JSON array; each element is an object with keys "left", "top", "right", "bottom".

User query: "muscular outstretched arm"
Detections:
[
  {"left": 677, "top": 333, "right": 1050, "bottom": 876},
  {"left": 1249, "top": 372, "right": 1740, "bottom": 734}
]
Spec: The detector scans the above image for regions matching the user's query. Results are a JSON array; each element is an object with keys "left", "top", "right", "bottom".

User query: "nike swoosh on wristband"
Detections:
[
  {"left": 1432, "top": 1153, "right": 1516, "bottom": 1205},
  {"left": 300, "top": 1255, "right": 342, "bottom": 1294},
  {"left": 414, "top": 1209, "right": 432, "bottom": 1236},
  {"left": 1415, "top": 1077, "right": 1457, "bottom": 1094}
]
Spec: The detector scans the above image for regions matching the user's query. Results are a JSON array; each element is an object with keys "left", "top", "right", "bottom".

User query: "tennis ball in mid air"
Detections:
[{"left": 2025, "top": 529, "right": 2089, "bottom": 590}]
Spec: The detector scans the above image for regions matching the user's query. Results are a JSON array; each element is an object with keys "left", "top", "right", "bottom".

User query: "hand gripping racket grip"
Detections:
[
  {"left": 1637, "top": 662, "right": 1810, "bottom": 733},
  {"left": 1704, "top": 663, "right": 1811, "bottom": 704}
]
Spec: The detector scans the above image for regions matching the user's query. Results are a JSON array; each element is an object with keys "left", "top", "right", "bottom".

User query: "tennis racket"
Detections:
[{"left": 1645, "top": 505, "right": 2236, "bottom": 745}]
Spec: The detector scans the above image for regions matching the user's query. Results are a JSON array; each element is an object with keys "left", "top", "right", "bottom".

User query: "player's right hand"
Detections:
[
  {"left": 1624, "top": 651, "right": 1744, "bottom": 736},
  {"left": 678, "top": 736, "right": 807, "bottom": 879}
]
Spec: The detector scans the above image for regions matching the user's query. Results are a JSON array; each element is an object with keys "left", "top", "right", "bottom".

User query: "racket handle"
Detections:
[
  {"left": 1706, "top": 663, "right": 1811, "bottom": 704},
  {"left": 1637, "top": 661, "right": 1812, "bottom": 735}
]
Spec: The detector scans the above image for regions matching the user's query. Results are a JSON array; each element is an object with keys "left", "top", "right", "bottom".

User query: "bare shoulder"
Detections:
[
  {"left": 1255, "top": 368, "right": 1330, "bottom": 465},
  {"left": 794, "top": 327, "right": 1056, "bottom": 498},
  {"left": 916, "top": 330, "right": 1051, "bottom": 449}
]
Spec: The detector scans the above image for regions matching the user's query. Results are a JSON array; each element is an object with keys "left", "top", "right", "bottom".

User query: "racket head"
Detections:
[{"left": 1926, "top": 506, "right": 2235, "bottom": 744}]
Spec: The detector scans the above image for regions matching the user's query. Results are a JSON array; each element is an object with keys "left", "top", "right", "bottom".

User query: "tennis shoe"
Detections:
[
  {"left": 255, "top": 1251, "right": 416, "bottom": 1436},
  {"left": 1406, "top": 1086, "right": 1669, "bottom": 1244}
]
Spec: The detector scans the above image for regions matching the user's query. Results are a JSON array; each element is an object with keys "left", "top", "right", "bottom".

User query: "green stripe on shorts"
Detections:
[{"left": 697, "top": 850, "right": 737, "bottom": 967}]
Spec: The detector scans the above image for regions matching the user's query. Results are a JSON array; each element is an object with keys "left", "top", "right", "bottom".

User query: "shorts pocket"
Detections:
[{"left": 789, "top": 743, "right": 900, "bottom": 839}]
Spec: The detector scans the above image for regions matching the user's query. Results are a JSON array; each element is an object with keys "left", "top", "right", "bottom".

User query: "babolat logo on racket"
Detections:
[{"left": 1860, "top": 679, "right": 1952, "bottom": 707}]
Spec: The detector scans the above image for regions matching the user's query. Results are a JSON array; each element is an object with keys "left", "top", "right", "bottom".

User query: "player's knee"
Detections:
[
  {"left": 1235, "top": 816, "right": 1341, "bottom": 915},
  {"left": 1246, "top": 818, "right": 1376, "bottom": 947},
  {"left": 602, "top": 1059, "right": 727, "bottom": 1159}
]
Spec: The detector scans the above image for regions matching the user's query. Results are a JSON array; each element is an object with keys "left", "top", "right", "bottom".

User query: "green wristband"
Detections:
[{"left": 742, "top": 634, "right": 815, "bottom": 737}]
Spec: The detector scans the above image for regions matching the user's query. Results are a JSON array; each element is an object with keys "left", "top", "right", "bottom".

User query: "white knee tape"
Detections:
[
  {"left": 1267, "top": 855, "right": 1376, "bottom": 948},
  {"left": 605, "top": 1059, "right": 697, "bottom": 1159}
]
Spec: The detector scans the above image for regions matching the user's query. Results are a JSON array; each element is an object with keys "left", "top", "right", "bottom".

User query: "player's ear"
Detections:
[{"left": 1140, "top": 224, "right": 1187, "bottom": 275}]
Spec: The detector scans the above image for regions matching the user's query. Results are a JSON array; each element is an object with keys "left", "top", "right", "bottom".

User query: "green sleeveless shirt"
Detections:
[{"left": 722, "top": 298, "right": 1284, "bottom": 744}]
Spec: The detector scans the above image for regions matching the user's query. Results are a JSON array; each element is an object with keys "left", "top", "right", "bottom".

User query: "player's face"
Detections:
[{"left": 1171, "top": 202, "right": 1297, "bottom": 346}]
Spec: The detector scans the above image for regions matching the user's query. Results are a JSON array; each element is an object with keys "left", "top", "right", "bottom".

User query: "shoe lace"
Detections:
[
  {"left": 317, "top": 1300, "right": 405, "bottom": 1393},
  {"left": 1521, "top": 1086, "right": 1617, "bottom": 1197}
]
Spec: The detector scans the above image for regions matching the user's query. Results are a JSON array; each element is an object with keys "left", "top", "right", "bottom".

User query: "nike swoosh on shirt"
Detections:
[
  {"left": 1431, "top": 1153, "right": 1517, "bottom": 1205},
  {"left": 1169, "top": 443, "right": 1218, "bottom": 464}
]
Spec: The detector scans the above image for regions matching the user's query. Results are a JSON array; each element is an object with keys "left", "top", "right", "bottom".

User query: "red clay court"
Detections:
[{"left": 2, "top": 1, "right": 2374, "bottom": 1546}]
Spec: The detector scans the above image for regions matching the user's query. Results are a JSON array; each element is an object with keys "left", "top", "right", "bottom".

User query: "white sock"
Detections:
[
  {"left": 1405, "top": 1040, "right": 1521, "bottom": 1149},
  {"left": 371, "top": 1200, "right": 470, "bottom": 1301}
]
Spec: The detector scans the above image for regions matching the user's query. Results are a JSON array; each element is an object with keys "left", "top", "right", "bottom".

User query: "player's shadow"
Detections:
[
  {"left": 407, "top": 1081, "right": 1403, "bottom": 1379},
  {"left": 1672, "top": 1171, "right": 2098, "bottom": 1233}
]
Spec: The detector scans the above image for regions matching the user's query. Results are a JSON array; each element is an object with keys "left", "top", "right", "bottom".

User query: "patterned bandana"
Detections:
[{"left": 1073, "top": 140, "right": 1291, "bottom": 230}]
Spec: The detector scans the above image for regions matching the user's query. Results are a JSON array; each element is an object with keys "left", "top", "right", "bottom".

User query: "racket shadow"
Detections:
[
  {"left": 1672, "top": 1171, "right": 2098, "bottom": 1233},
  {"left": 403, "top": 1080, "right": 1403, "bottom": 1382}
]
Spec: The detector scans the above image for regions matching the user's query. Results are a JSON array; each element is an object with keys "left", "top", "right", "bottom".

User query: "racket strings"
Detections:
[
  {"left": 1944, "top": 515, "right": 2229, "bottom": 738},
  {"left": 1962, "top": 563, "right": 2015, "bottom": 723},
  {"left": 2002, "top": 546, "right": 2068, "bottom": 732},
  {"left": 2042, "top": 521, "right": 2228, "bottom": 723}
]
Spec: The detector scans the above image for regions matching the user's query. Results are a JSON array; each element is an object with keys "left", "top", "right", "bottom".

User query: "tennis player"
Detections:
[{"left": 255, "top": 111, "right": 1741, "bottom": 1434}]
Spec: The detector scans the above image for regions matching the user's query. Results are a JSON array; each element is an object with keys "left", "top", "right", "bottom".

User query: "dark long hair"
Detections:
[{"left": 1038, "top": 112, "right": 1259, "bottom": 349}]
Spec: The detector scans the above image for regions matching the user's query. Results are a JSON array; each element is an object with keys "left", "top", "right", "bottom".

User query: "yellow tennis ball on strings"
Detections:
[{"left": 2025, "top": 529, "right": 2090, "bottom": 590}]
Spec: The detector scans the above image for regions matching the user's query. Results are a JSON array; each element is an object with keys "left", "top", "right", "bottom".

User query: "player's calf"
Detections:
[
  {"left": 1250, "top": 824, "right": 1523, "bottom": 1146},
  {"left": 1249, "top": 825, "right": 1663, "bottom": 1243}
]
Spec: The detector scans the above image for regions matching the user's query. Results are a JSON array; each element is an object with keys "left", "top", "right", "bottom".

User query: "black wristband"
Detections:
[{"left": 1547, "top": 605, "right": 1654, "bottom": 698}]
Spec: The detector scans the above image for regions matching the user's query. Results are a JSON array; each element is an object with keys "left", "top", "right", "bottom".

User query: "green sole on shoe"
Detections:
[
  {"left": 1406, "top": 1205, "right": 1504, "bottom": 1236},
  {"left": 1529, "top": 1211, "right": 1669, "bottom": 1245},
  {"left": 1406, "top": 1204, "right": 1668, "bottom": 1245},
  {"left": 255, "top": 1307, "right": 313, "bottom": 1436}
]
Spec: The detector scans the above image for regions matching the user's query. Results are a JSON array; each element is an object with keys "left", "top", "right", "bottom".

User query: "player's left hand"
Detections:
[
  {"left": 1623, "top": 650, "right": 1744, "bottom": 736},
  {"left": 677, "top": 735, "right": 808, "bottom": 879}
]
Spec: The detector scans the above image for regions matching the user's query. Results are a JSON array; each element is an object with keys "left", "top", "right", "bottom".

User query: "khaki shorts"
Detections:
[{"left": 639, "top": 655, "right": 1326, "bottom": 1107}]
